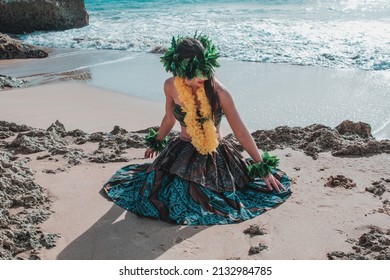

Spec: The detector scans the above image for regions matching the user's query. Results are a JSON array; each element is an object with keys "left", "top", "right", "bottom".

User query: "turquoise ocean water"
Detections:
[{"left": 22, "top": 0, "right": 390, "bottom": 71}]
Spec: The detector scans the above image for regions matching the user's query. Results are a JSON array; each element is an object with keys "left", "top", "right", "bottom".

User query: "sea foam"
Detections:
[{"left": 20, "top": 0, "right": 390, "bottom": 72}]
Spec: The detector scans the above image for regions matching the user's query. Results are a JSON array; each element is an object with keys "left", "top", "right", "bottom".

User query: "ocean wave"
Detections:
[
  {"left": 21, "top": 1, "right": 390, "bottom": 72},
  {"left": 373, "top": 119, "right": 390, "bottom": 140},
  {"left": 373, "top": 61, "right": 390, "bottom": 71}
]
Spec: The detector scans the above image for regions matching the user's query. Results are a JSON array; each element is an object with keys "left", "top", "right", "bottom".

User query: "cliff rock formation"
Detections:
[
  {"left": 0, "top": 33, "right": 48, "bottom": 59},
  {"left": 0, "top": 0, "right": 89, "bottom": 34}
]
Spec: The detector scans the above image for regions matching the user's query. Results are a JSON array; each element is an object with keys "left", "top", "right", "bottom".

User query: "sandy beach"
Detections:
[{"left": 1, "top": 49, "right": 390, "bottom": 262}]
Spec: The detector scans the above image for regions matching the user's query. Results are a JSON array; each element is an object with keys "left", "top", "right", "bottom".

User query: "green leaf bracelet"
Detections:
[
  {"left": 144, "top": 128, "right": 168, "bottom": 152},
  {"left": 247, "top": 151, "right": 280, "bottom": 179}
]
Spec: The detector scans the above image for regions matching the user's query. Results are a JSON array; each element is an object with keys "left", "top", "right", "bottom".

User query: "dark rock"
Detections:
[
  {"left": 40, "top": 233, "right": 60, "bottom": 249},
  {"left": 150, "top": 46, "right": 168, "bottom": 54},
  {"left": 75, "top": 138, "right": 87, "bottom": 145},
  {"left": 380, "top": 140, "right": 390, "bottom": 153},
  {"left": 328, "top": 227, "right": 390, "bottom": 260},
  {"left": 324, "top": 175, "right": 356, "bottom": 189},
  {"left": 248, "top": 243, "right": 268, "bottom": 255},
  {"left": 335, "top": 120, "right": 373, "bottom": 139},
  {"left": 134, "top": 126, "right": 160, "bottom": 134},
  {"left": 0, "top": 33, "right": 48, "bottom": 59},
  {"left": 0, "top": 121, "right": 31, "bottom": 133},
  {"left": 240, "top": 120, "right": 389, "bottom": 159},
  {"left": 110, "top": 125, "right": 128, "bottom": 136},
  {"left": 327, "top": 251, "right": 366, "bottom": 260},
  {"left": 243, "top": 225, "right": 266, "bottom": 237},
  {"left": 0, "top": 74, "right": 27, "bottom": 89},
  {"left": 67, "top": 128, "right": 88, "bottom": 144},
  {"left": 42, "top": 169, "right": 57, "bottom": 174},
  {"left": 88, "top": 150, "right": 129, "bottom": 164},
  {"left": 365, "top": 184, "right": 386, "bottom": 196},
  {"left": 67, "top": 129, "right": 87, "bottom": 138},
  {"left": 98, "top": 133, "right": 145, "bottom": 150},
  {"left": 8, "top": 122, "right": 68, "bottom": 154},
  {"left": 366, "top": 178, "right": 390, "bottom": 198},
  {"left": 9, "top": 131, "right": 68, "bottom": 154},
  {"left": 49, "top": 147, "right": 69, "bottom": 155},
  {"left": 332, "top": 140, "right": 382, "bottom": 156},
  {"left": 0, "top": 150, "right": 55, "bottom": 260},
  {"left": 0, "top": 131, "right": 14, "bottom": 139},
  {"left": 63, "top": 148, "right": 84, "bottom": 166},
  {"left": 47, "top": 120, "right": 67, "bottom": 137},
  {"left": 9, "top": 134, "right": 47, "bottom": 154},
  {"left": 0, "top": 0, "right": 89, "bottom": 34},
  {"left": 36, "top": 154, "right": 51, "bottom": 160},
  {"left": 89, "top": 132, "right": 105, "bottom": 142}
]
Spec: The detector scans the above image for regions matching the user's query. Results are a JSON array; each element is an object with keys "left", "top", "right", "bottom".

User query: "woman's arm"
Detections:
[
  {"left": 156, "top": 78, "right": 176, "bottom": 140},
  {"left": 144, "top": 78, "right": 176, "bottom": 158},
  {"left": 216, "top": 80, "right": 285, "bottom": 192},
  {"left": 216, "top": 81, "right": 262, "bottom": 162}
]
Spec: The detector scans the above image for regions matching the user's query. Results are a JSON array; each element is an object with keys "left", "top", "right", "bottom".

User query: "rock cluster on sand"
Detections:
[
  {"left": 0, "top": 33, "right": 48, "bottom": 59},
  {"left": 0, "top": 151, "right": 58, "bottom": 260},
  {"left": 0, "top": 0, "right": 89, "bottom": 34},
  {"left": 1, "top": 121, "right": 61, "bottom": 259},
  {"left": 366, "top": 178, "right": 390, "bottom": 197},
  {"left": 1, "top": 120, "right": 166, "bottom": 173},
  {"left": 324, "top": 175, "right": 356, "bottom": 189},
  {"left": 365, "top": 178, "right": 390, "bottom": 215},
  {"left": 227, "top": 120, "right": 390, "bottom": 159},
  {"left": 0, "top": 120, "right": 174, "bottom": 259},
  {"left": 248, "top": 243, "right": 268, "bottom": 255},
  {"left": 0, "top": 75, "right": 27, "bottom": 89},
  {"left": 327, "top": 227, "right": 390, "bottom": 260},
  {"left": 0, "top": 120, "right": 156, "bottom": 259},
  {"left": 1, "top": 119, "right": 389, "bottom": 259},
  {"left": 243, "top": 224, "right": 266, "bottom": 237}
]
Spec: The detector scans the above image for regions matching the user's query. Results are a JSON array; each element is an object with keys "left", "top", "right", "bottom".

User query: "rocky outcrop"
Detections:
[
  {"left": 0, "top": 0, "right": 89, "bottom": 34},
  {"left": 226, "top": 120, "right": 390, "bottom": 159},
  {"left": 335, "top": 120, "right": 372, "bottom": 139},
  {"left": 327, "top": 227, "right": 390, "bottom": 260},
  {"left": 0, "top": 150, "right": 59, "bottom": 260},
  {"left": 0, "top": 75, "right": 27, "bottom": 89},
  {"left": 0, "top": 119, "right": 389, "bottom": 259},
  {"left": 0, "top": 33, "right": 48, "bottom": 59}
]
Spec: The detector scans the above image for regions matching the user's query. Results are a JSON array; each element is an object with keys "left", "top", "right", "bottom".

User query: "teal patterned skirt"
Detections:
[{"left": 103, "top": 138, "right": 292, "bottom": 225}]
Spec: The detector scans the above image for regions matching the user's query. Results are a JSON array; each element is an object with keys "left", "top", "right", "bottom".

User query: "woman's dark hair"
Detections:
[{"left": 176, "top": 38, "right": 220, "bottom": 119}]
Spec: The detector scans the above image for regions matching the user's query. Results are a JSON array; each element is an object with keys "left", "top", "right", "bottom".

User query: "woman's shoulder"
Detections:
[
  {"left": 164, "top": 77, "right": 176, "bottom": 94},
  {"left": 164, "top": 77, "right": 175, "bottom": 87},
  {"left": 213, "top": 78, "right": 232, "bottom": 101}
]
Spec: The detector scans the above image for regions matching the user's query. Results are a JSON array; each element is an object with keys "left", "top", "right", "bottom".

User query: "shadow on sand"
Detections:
[{"left": 57, "top": 192, "right": 207, "bottom": 260}]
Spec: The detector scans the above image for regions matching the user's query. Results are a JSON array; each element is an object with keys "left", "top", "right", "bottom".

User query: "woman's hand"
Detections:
[
  {"left": 263, "top": 173, "right": 286, "bottom": 193},
  {"left": 144, "top": 147, "right": 158, "bottom": 159}
]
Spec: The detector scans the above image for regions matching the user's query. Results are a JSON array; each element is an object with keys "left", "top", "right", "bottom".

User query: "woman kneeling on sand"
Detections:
[{"left": 102, "top": 33, "right": 292, "bottom": 225}]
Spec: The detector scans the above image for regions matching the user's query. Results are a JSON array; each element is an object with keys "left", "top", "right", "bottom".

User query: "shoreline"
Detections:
[
  {"left": 0, "top": 81, "right": 167, "bottom": 133},
  {"left": 1, "top": 47, "right": 389, "bottom": 140}
]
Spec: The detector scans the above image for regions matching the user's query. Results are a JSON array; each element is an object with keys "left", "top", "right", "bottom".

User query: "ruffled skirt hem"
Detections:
[{"left": 103, "top": 138, "right": 292, "bottom": 225}]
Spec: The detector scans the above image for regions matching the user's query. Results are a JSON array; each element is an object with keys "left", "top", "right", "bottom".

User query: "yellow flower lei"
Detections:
[{"left": 174, "top": 77, "right": 219, "bottom": 155}]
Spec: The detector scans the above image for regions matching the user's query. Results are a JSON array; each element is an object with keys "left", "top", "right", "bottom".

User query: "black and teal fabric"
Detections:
[{"left": 103, "top": 138, "right": 292, "bottom": 225}]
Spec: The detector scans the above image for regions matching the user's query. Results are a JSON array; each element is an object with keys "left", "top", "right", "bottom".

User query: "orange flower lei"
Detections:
[{"left": 174, "top": 77, "right": 219, "bottom": 155}]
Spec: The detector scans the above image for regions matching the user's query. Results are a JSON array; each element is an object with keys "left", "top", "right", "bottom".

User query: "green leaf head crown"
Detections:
[{"left": 160, "top": 33, "right": 220, "bottom": 79}]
